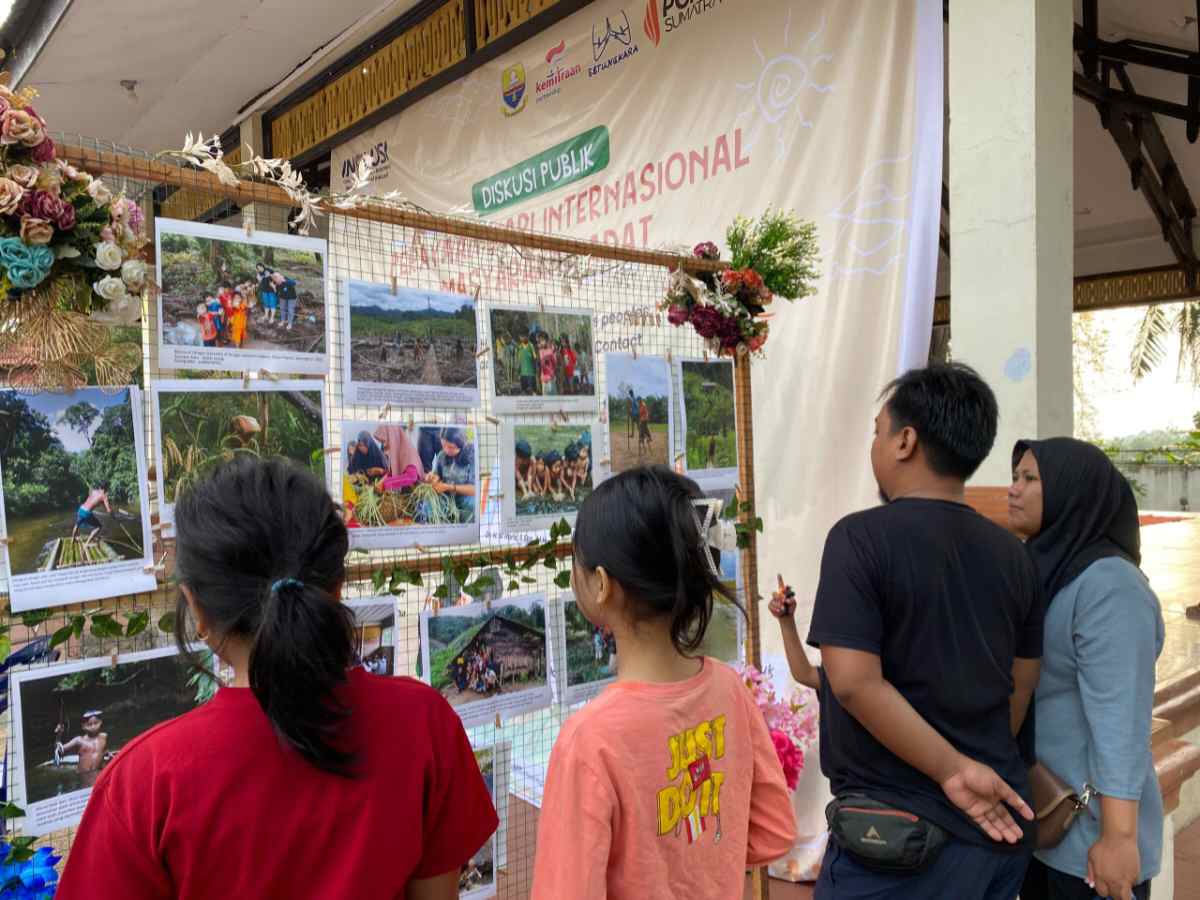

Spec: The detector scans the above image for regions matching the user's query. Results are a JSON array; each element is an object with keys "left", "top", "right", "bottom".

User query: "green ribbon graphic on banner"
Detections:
[{"left": 471, "top": 126, "right": 610, "bottom": 216}]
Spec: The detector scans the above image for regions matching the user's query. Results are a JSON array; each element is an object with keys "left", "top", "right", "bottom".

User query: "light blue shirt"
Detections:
[{"left": 1034, "top": 556, "right": 1165, "bottom": 884}]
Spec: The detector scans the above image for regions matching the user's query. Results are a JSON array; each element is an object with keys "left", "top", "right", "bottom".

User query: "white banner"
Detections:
[{"left": 332, "top": 0, "right": 943, "bottom": 640}]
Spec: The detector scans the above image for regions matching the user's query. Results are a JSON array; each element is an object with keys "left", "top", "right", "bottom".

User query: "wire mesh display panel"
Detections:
[{"left": 0, "top": 138, "right": 764, "bottom": 898}]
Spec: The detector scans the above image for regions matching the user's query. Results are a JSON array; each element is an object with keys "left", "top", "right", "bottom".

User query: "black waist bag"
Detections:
[{"left": 826, "top": 794, "right": 949, "bottom": 874}]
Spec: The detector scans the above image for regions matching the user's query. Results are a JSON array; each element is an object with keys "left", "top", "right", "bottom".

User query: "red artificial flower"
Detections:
[
  {"left": 55, "top": 202, "right": 75, "bottom": 231},
  {"left": 19, "top": 189, "right": 62, "bottom": 222},
  {"left": 693, "top": 241, "right": 720, "bottom": 260},
  {"left": 30, "top": 137, "right": 55, "bottom": 164},
  {"left": 667, "top": 303, "right": 691, "bottom": 326},
  {"left": 689, "top": 305, "right": 724, "bottom": 339},
  {"left": 770, "top": 728, "right": 805, "bottom": 791}
]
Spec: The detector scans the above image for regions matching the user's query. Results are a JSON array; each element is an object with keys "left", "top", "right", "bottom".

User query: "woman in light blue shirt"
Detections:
[{"left": 1009, "top": 437, "right": 1164, "bottom": 900}]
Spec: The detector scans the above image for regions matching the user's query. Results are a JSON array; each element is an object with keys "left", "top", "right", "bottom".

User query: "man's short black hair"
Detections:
[{"left": 880, "top": 362, "right": 998, "bottom": 480}]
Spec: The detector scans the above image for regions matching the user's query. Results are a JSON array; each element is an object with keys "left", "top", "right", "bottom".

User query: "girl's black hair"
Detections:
[
  {"left": 573, "top": 465, "right": 740, "bottom": 655},
  {"left": 173, "top": 456, "right": 357, "bottom": 776}
]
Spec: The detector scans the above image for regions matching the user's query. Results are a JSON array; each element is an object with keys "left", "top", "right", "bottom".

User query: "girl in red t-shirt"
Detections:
[{"left": 59, "top": 458, "right": 497, "bottom": 900}]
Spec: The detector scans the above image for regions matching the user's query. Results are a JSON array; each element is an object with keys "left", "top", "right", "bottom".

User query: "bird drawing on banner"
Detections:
[{"left": 592, "top": 11, "right": 632, "bottom": 63}]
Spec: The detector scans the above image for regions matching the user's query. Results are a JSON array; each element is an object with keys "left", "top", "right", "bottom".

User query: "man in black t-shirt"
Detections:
[{"left": 800, "top": 363, "right": 1044, "bottom": 899}]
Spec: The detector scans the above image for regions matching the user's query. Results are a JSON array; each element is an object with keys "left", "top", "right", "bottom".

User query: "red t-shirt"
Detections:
[{"left": 58, "top": 668, "right": 497, "bottom": 899}]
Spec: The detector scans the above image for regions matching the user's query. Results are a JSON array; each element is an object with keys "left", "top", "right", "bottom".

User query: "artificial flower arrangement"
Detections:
[
  {"left": 0, "top": 837, "right": 60, "bottom": 899},
  {"left": 662, "top": 209, "right": 820, "bottom": 358},
  {"left": 0, "top": 79, "right": 149, "bottom": 389},
  {"left": 736, "top": 663, "right": 818, "bottom": 792}
]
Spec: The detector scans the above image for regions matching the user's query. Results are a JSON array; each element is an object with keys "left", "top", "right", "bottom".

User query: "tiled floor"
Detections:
[{"left": 1145, "top": 517, "right": 1200, "bottom": 686}]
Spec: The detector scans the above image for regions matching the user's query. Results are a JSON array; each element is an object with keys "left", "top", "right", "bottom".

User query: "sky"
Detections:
[
  {"left": 606, "top": 353, "right": 671, "bottom": 399},
  {"left": 1077, "top": 304, "right": 1200, "bottom": 439},
  {"left": 24, "top": 389, "right": 129, "bottom": 454},
  {"left": 348, "top": 279, "right": 473, "bottom": 314}
]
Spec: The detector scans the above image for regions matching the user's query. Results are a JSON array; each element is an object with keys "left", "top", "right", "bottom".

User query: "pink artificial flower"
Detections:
[
  {"left": 0, "top": 178, "right": 24, "bottom": 215},
  {"left": 125, "top": 199, "right": 144, "bottom": 232},
  {"left": 747, "top": 333, "right": 767, "bottom": 353},
  {"left": 5, "top": 164, "right": 38, "bottom": 189},
  {"left": 29, "top": 137, "right": 55, "bottom": 164},
  {"left": 19, "top": 216, "right": 54, "bottom": 245},
  {"left": 18, "top": 189, "right": 61, "bottom": 222},
  {"left": 0, "top": 108, "right": 44, "bottom": 147},
  {"left": 693, "top": 241, "right": 720, "bottom": 260},
  {"left": 770, "top": 728, "right": 804, "bottom": 791},
  {"left": 55, "top": 202, "right": 76, "bottom": 231},
  {"left": 99, "top": 226, "right": 115, "bottom": 243}
]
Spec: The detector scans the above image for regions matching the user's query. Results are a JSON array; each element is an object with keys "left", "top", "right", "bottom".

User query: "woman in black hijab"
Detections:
[{"left": 1009, "top": 438, "right": 1164, "bottom": 900}]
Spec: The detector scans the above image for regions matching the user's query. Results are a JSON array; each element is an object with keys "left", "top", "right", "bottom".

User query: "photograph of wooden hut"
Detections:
[{"left": 420, "top": 596, "right": 549, "bottom": 724}]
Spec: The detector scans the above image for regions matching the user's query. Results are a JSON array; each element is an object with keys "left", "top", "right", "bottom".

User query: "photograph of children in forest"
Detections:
[
  {"left": 0, "top": 389, "right": 147, "bottom": 576},
  {"left": 507, "top": 425, "right": 594, "bottom": 526},
  {"left": 341, "top": 423, "right": 478, "bottom": 548},
  {"left": 153, "top": 381, "right": 326, "bottom": 525},
  {"left": 12, "top": 647, "right": 213, "bottom": 833},
  {"left": 678, "top": 358, "right": 739, "bottom": 488},
  {"left": 604, "top": 353, "right": 672, "bottom": 474},
  {"left": 421, "top": 596, "right": 549, "bottom": 724},
  {"left": 344, "top": 280, "right": 479, "bottom": 407},
  {"left": 562, "top": 598, "right": 617, "bottom": 700},
  {"left": 488, "top": 307, "right": 595, "bottom": 413},
  {"left": 156, "top": 219, "right": 326, "bottom": 373}
]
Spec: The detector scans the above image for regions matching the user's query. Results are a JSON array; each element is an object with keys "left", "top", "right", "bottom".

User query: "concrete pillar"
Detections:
[{"left": 948, "top": 0, "right": 1074, "bottom": 483}]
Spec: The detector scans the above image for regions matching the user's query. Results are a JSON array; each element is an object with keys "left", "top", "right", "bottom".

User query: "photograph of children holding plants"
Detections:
[
  {"left": 340, "top": 422, "right": 479, "bottom": 550},
  {"left": 155, "top": 218, "right": 328, "bottom": 374},
  {"left": 152, "top": 380, "right": 327, "bottom": 530},
  {"left": 502, "top": 423, "right": 596, "bottom": 531},
  {"left": 0, "top": 387, "right": 156, "bottom": 611},
  {"left": 488, "top": 306, "right": 595, "bottom": 414},
  {"left": 677, "top": 358, "right": 739, "bottom": 490}
]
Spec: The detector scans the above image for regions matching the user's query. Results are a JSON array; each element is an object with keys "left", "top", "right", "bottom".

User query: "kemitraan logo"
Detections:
[
  {"left": 536, "top": 39, "right": 582, "bottom": 103},
  {"left": 643, "top": 0, "right": 662, "bottom": 47}
]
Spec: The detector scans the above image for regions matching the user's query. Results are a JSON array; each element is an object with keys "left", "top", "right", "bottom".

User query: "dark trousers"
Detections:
[
  {"left": 1020, "top": 856, "right": 1150, "bottom": 900},
  {"left": 815, "top": 837, "right": 1030, "bottom": 899}
]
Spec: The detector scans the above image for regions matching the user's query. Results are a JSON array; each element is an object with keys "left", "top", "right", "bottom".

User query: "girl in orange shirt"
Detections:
[
  {"left": 228, "top": 292, "right": 248, "bottom": 349},
  {"left": 532, "top": 466, "right": 796, "bottom": 900}
]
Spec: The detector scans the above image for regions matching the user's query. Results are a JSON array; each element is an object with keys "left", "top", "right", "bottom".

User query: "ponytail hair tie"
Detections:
[{"left": 271, "top": 577, "right": 304, "bottom": 594}]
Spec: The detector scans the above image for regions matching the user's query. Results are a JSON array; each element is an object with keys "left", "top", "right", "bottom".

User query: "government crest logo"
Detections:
[{"left": 502, "top": 63, "right": 527, "bottom": 116}]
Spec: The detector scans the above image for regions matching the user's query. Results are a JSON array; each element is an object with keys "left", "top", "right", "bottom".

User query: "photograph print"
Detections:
[
  {"left": 604, "top": 352, "right": 673, "bottom": 476},
  {"left": 346, "top": 597, "right": 398, "bottom": 676},
  {"left": 419, "top": 593, "right": 550, "bottom": 727},
  {"left": 0, "top": 387, "right": 156, "bottom": 612},
  {"left": 460, "top": 744, "right": 500, "bottom": 900},
  {"left": 343, "top": 279, "right": 480, "bottom": 408},
  {"left": 677, "top": 358, "right": 739, "bottom": 490},
  {"left": 341, "top": 422, "right": 480, "bottom": 550},
  {"left": 152, "top": 379, "right": 327, "bottom": 530},
  {"left": 488, "top": 305, "right": 595, "bottom": 414},
  {"left": 156, "top": 218, "right": 328, "bottom": 374},
  {"left": 560, "top": 595, "right": 617, "bottom": 705},
  {"left": 502, "top": 422, "right": 596, "bottom": 532},
  {"left": 11, "top": 646, "right": 215, "bottom": 835}
]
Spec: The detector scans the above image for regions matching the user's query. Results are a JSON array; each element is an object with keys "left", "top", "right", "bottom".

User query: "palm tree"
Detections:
[{"left": 1130, "top": 301, "right": 1200, "bottom": 386}]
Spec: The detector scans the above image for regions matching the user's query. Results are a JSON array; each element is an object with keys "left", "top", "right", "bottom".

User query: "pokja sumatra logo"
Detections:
[
  {"left": 650, "top": 0, "right": 726, "bottom": 40},
  {"left": 644, "top": 0, "right": 662, "bottom": 46},
  {"left": 501, "top": 63, "right": 527, "bottom": 116},
  {"left": 536, "top": 39, "right": 582, "bottom": 102},
  {"left": 590, "top": 10, "right": 640, "bottom": 76}
]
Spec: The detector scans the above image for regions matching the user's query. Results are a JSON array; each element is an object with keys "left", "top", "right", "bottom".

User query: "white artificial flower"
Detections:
[
  {"left": 93, "top": 275, "right": 128, "bottom": 303},
  {"left": 87, "top": 179, "right": 113, "bottom": 205},
  {"left": 94, "top": 241, "right": 123, "bottom": 271},
  {"left": 120, "top": 258, "right": 148, "bottom": 288}
]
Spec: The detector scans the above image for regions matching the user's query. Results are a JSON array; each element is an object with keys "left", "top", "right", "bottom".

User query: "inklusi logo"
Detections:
[
  {"left": 590, "top": 10, "right": 639, "bottom": 77},
  {"left": 536, "top": 39, "right": 582, "bottom": 103},
  {"left": 502, "top": 63, "right": 527, "bottom": 116}
]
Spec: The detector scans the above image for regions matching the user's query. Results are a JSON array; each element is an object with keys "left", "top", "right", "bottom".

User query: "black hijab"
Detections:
[{"left": 1012, "top": 437, "right": 1142, "bottom": 599}]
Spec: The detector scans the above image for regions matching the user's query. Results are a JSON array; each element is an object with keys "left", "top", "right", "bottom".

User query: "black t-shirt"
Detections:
[{"left": 807, "top": 498, "right": 1044, "bottom": 848}]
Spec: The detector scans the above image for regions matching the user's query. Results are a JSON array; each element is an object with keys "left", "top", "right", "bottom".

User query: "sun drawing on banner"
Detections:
[
  {"left": 826, "top": 154, "right": 913, "bottom": 282},
  {"left": 732, "top": 10, "right": 834, "bottom": 162}
]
